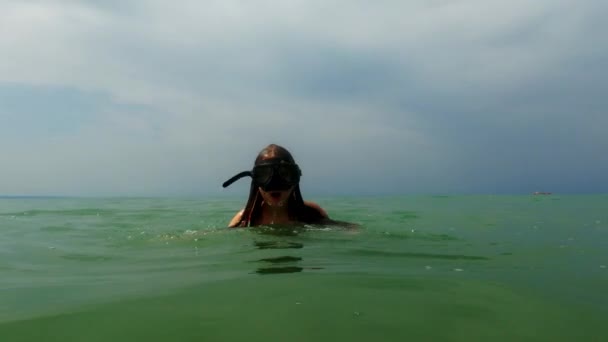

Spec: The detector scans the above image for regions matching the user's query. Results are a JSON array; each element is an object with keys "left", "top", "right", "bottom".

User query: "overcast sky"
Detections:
[{"left": 1, "top": 0, "right": 607, "bottom": 196}]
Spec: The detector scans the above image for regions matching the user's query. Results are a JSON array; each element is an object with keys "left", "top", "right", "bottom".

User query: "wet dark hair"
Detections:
[
  {"left": 254, "top": 143, "right": 296, "bottom": 165},
  {"left": 237, "top": 144, "right": 325, "bottom": 227}
]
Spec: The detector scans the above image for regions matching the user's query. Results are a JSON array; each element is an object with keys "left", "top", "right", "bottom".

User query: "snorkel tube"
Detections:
[{"left": 222, "top": 171, "right": 252, "bottom": 188}]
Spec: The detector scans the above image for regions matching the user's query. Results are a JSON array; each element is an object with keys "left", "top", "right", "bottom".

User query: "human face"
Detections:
[{"left": 259, "top": 186, "right": 294, "bottom": 207}]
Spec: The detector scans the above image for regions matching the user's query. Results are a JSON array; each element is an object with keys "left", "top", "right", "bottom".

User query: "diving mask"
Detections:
[{"left": 222, "top": 161, "right": 301, "bottom": 191}]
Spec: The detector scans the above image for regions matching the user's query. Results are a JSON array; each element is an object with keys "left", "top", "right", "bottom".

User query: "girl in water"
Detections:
[{"left": 223, "top": 144, "right": 344, "bottom": 228}]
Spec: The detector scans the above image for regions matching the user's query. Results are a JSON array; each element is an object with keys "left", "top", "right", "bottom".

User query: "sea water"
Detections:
[{"left": 1, "top": 195, "right": 607, "bottom": 341}]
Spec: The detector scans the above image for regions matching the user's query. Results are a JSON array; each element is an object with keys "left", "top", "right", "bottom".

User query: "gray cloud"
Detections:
[{"left": 1, "top": 0, "right": 607, "bottom": 195}]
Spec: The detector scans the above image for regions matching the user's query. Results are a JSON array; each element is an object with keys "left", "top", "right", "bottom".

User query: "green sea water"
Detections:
[{"left": 1, "top": 195, "right": 607, "bottom": 341}]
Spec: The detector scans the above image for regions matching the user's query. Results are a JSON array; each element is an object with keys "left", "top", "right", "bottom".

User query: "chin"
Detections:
[{"left": 261, "top": 189, "right": 291, "bottom": 206}]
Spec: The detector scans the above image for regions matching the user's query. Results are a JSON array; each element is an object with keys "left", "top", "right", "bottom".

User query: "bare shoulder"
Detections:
[
  {"left": 304, "top": 201, "right": 359, "bottom": 229},
  {"left": 228, "top": 209, "right": 244, "bottom": 228},
  {"left": 304, "top": 201, "right": 328, "bottom": 218}
]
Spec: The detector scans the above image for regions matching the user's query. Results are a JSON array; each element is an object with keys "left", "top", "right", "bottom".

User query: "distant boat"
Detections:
[{"left": 533, "top": 192, "right": 552, "bottom": 195}]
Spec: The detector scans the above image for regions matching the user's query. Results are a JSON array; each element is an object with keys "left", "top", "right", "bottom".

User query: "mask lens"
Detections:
[
  {"left": 277, "top": 165, "right": 297, "bottom": 183},
  {"left": 253, "top": 165, "right": 273, "bottom": 185}
]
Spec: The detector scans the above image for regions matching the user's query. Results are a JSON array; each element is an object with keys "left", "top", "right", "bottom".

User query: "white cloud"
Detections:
[{"left": 3, "top": 0, "right": 599, "bottom": 101}]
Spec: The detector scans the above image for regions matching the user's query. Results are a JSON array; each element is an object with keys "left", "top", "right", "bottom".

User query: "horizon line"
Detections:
[{"left": 1, "top": 192, "right": 607, "bottom": 199}]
